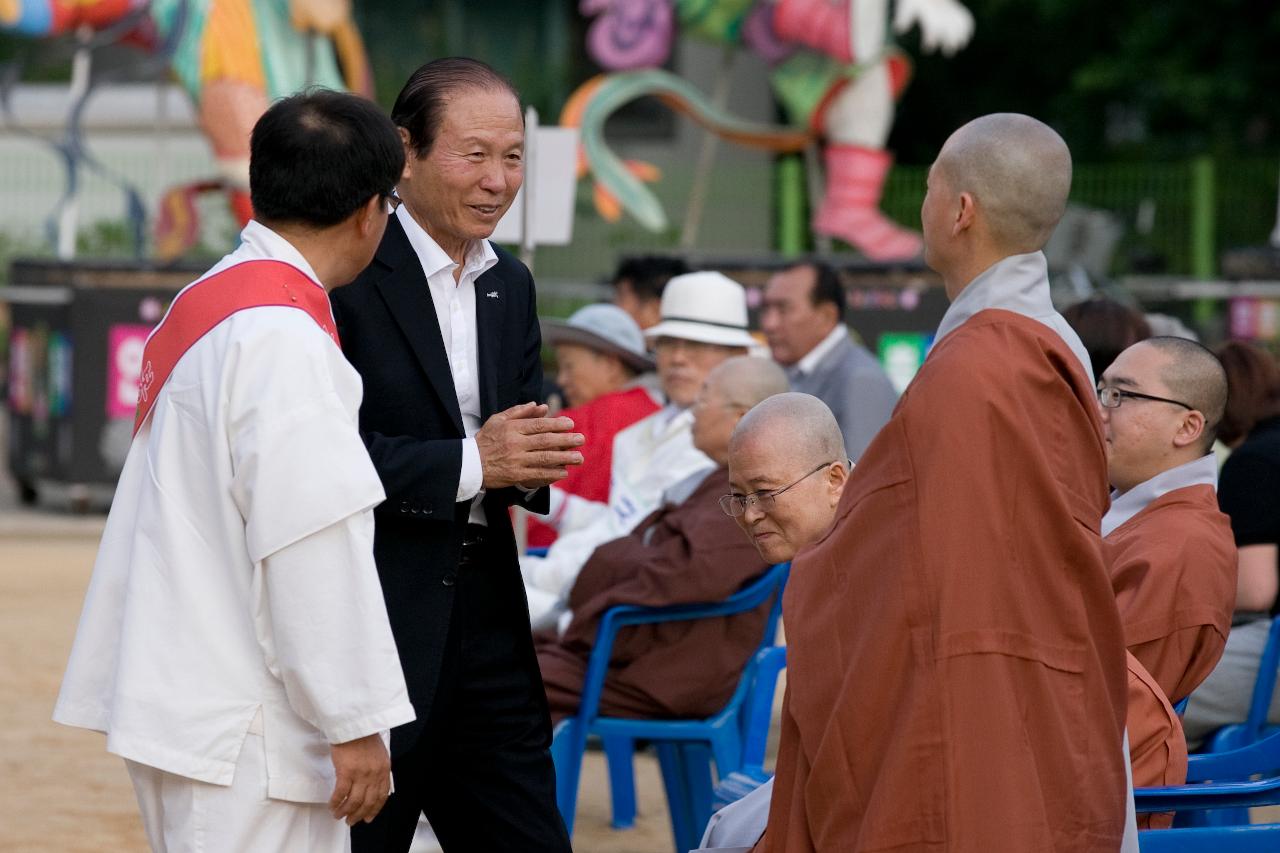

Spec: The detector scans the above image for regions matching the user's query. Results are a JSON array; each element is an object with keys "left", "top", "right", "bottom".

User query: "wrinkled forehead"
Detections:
[{"left": 729, "top": 429, "right": 805, "bottom": 483}]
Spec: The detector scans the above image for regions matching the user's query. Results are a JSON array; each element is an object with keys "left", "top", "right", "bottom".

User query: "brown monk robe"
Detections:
[
  {"left": 1127, "top": 651, "right": 1188, "bottom": 831},
  {"left": 1108, "top": 485, "right": 1237, "bottom": 703},
  {"left": 757, "top": 312, "right": 1129, "bottom": 852},
  {"left": 537, "top": 466, "right": 771, "bottom": 722}
]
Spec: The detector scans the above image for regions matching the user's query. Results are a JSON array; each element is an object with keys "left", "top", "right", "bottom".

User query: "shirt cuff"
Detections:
[{"left": 457, "top": 437, "right": 483, "bottom": 503}]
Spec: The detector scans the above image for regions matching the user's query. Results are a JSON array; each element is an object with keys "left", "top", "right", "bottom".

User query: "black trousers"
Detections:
[{"left": 351, "top": 527, "right": 571, "bottom": 853}]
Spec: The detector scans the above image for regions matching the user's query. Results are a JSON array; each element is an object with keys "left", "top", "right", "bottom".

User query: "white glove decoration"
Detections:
[{"left": 893, "top": 0, "right": 975, "bottom": 56}]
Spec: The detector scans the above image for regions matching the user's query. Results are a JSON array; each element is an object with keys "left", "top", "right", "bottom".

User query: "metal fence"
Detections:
[
  {"left": 883, "top": 156, "right": 1280, "bottom": 279},
  {"left": 1, "top": 130, "right": 1276, "bottom": 281}
]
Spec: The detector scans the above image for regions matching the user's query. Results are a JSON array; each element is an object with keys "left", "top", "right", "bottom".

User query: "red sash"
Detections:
[{"left": 133, "top": 260, "right": 339, "bottom": 435}]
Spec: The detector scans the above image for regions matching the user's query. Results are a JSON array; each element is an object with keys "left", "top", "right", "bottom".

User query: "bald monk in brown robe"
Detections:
[
  {"left": 755, "top": 114, "right": 1130, "bottom": 853},
  {"left": 1100, "top": 337, "right": 1237, "bottom": 705},
  {"left": 536, "top": 356, "right": 787, "bottom": 722},
  {"left": 1126, "top": 651, "right": 1187, "bottom": 829}
]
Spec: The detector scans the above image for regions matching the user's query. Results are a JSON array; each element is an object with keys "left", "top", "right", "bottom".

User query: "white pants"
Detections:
[{"left": 125, "top": 732, "right": 349, "bottom": 853}]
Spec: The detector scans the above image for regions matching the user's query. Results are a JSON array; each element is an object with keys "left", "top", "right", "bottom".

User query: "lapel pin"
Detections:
[{"left": 486, "top": 291, "right": 499, "bottom": 299}]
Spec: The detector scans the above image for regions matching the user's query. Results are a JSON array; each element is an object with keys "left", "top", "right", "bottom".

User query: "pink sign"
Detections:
[{"left": 107, "top": 324, "right": 154, "bottom": 419}]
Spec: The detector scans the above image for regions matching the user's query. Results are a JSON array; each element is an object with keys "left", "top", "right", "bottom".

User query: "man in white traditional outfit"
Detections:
[
  {"left": 520, "top": 270, "right": 757, "bottom": 629},
  {"left": 52, "top": 91, "right": 415, "bottom": 853}
]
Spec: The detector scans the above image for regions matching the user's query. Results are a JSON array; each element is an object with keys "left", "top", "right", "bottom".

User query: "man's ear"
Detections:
[
  {"left": 357, "top": 194, "right": 383, "bottom": 238},
  {"left": 828, "top": 461, "right": 850, "bottom": 505},
  {"left": 1172, "top": 410, "right": 1207, "bottom": 450},
  {"left": 953, "top": 192, "right": 977, "bottom": 236},
  {"left": 399, "top": 127, "right": 415, "bottom": 180}
]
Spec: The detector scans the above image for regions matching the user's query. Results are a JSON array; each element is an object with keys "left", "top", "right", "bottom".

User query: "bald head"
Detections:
[
  {"left": 710, "top": 356, "right": 790, "bottom": 409},
  {"left": 1140, "top": 337, "right": 1228, "bottom": 450},
  {"left": 934, "top": 113, "right": 1072, "bottom": 253},
  {"left": 727, "top": 393, "right": 849, "bottom": 564},
  {"left": 692, "top": 356, "right": 788, "bottom": 464},
  {"left": 731, "top": 392, "right": 846, "bottom": 467}
]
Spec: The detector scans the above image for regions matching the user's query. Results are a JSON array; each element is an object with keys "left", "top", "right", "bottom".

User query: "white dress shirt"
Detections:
[
  {"left": 792, "top": 322, "right": 850, "bottom": 378},
  {"left": 54, "top": 221, "right": 414, "bottom": 802},
  {"left": 396, "top": 205, "right": 498, "bottom": 525}
]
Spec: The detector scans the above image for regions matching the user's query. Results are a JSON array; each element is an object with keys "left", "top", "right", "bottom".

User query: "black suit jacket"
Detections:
[{"left": 330, "top": 215, "right": 548, "bottom": 751}]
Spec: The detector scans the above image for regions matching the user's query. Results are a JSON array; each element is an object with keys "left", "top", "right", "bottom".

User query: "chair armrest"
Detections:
[{"left": 1134, "top": 775, "right": 1280, "bottom": 812}]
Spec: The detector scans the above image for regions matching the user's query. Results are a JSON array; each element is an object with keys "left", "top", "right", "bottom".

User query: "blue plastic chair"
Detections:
[
  {"left": 1136, "top": 761, "right": 1280, "bottom": 850},
  {"left": 1202, "top": 617, "right": 1280, "bottom": 753},
  {"left": 710, "top": 645, "right": 786, "bottom": 811},
  {"left": 1135, "top": 723, "right": 1280, "bottom": 834},
  {"left": 1172, "top": 617, "right": 1280, "bottom": 827},
  {"left": 551, "top": 562, "right": 789, "bottom": 853}
]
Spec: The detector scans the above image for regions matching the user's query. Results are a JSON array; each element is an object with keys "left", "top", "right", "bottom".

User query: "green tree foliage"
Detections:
[{"left": 890, "top": 0, "right": 1280, "bottom": 162}]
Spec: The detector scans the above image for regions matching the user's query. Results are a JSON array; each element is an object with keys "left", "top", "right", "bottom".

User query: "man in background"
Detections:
[
  {"left": 611, "top": 255, "right": 690, "bottom": 330},
  {"left": 760, "top": 261, "right": 897, "bottom": 460}
]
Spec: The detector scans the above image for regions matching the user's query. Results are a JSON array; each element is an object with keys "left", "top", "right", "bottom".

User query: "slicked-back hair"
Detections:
[
  {"left": 612, "top": 255, "right": 690, "bottom": 302},
  {"left": 250, "top": 89, "right": 403, "bottom": 228},
  {"left": 392, "top": 57, "right": 521, "bottom": 158},
  {"left": 803, "top": 261, "right": 846, "bottom": 324},
  {"left": 1215, "top": 340, "right": 1280, "bottom": 445}
]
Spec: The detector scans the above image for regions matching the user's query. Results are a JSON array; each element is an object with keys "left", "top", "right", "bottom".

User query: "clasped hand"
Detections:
[{"left": 476, "top": 402, "right": 584, "bottom": 489}]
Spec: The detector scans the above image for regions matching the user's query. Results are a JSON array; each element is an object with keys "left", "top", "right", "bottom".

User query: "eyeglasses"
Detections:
[
  {"left": 382, "top": 193, "right": 401, "bottom": 215},
  {"left": 1096, "top": 385, "right": 1194, "bottom": 411},
  {"left": 720, "top": 461, "right": 836, "bottom": 518}
]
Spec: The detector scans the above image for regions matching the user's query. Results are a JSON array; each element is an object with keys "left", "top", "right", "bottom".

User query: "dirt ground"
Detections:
[{"left": 0, "top": 528, "right": 678, "bottom": 853}]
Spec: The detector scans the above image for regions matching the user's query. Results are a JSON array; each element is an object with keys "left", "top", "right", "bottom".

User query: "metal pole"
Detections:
[
  {"left": 1190, "top": 155, "right": 1216, "bottom": 280},
  {"left": 680, "top": 45, "right": 735, "bottom": 249},
  {"left": 58, "top": 25, "right": 93, "bottom": 261}
]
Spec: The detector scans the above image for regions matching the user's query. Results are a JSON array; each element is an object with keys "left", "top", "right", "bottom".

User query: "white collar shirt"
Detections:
[
  {"left": 396, "top": 205, "right": 498, "bottom": 524},
  {"left": 1101, "top": 453, "right": 1220, "bottom": 536},
  {"left": 792, "top": 323, "right": 850, "bottom": 378},
  {"left": 935, "top": 251, "right": 1094, "bottom": 382},
  {"left": 53, "top": 220, "right": 413, "bottom": 801}
]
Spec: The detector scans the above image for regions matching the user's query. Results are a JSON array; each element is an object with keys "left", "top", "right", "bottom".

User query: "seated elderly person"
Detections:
[
  {"left": 528, "top": 304, "right": 661, "bottom": 548},
  {"left": 698, "top": 393, "right": 850, "bottom": 851},
  {"left": 537, "top": 356, "right": 788, "bottom": 722},
  {"left": 523, "top": 271, "right": 757, "bottom": 629}
]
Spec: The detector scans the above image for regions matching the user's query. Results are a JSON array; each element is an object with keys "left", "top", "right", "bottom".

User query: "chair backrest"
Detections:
[
  {"left": 1186, "top": 727, "right": 1280, "bottom": 781},
  {"left": 1242, "top": 617, "right": 1280, "bottom": 742},
  {"left": 740, "top": 646, "right": 787, "bottom": 773}
]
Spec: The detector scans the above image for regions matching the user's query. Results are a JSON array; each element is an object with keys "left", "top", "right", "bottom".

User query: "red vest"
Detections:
[{"left": 133, "top": 260, "right": 338, "bottom": 435}]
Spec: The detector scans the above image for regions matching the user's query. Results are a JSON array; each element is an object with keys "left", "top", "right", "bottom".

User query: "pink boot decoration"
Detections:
[
  {"left": 815, "top": 144, "right": 923, "bottom": 261},
  {"left": 772, "top": 0, "right": 854, "bottom": 63}
]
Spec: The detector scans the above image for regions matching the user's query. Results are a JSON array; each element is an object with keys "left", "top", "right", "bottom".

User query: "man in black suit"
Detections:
[{"left": 331, "top": 58, "right": 580, "bottom": 853}]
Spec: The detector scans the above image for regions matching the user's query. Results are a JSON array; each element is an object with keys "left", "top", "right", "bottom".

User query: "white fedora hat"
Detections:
[
  {"left": 541, "top": 304, "right": 655, "bottom": 373},
  {"left": 643, "top": 271, "right": 757, "bottom": 349}
]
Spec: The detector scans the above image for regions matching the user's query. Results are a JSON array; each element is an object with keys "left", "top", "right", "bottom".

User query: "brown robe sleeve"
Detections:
[
  {"left": 758, "top": 311, "right": 1128, "bottom": 853},
  {"left": 1127, "top": 652, "right": 1188, "bottom": 830},
  {"left": 1109, "top": 486, "right": 1238, "bottom": 702}
]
